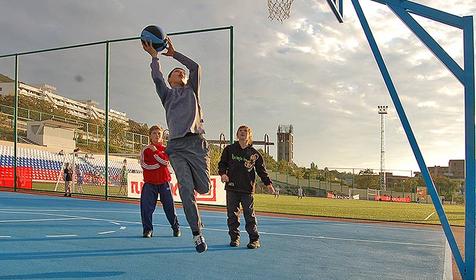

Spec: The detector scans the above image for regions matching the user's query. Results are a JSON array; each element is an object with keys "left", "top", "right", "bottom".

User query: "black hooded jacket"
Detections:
[{"left": 218, "top": 142, "right": 272, "bottom": 194}]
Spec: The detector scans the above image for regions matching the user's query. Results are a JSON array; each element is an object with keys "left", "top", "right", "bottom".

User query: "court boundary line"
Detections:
[
  {"left": 0, "top": 207, "right": 443, "bottom": 234},
  {"left": 0, "top": 209, "right": 445, "bottom": 248}
]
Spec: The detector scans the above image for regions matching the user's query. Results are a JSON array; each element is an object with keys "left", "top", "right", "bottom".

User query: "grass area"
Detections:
[
  {"left": 254, "top": 193, "right": 465, "bottom": 226},
  {"left": 31, "top": 182, "right": 126, "bottom": 197},
  {"left": 22, "top": 183, "right": 465, "bottom": 226}
]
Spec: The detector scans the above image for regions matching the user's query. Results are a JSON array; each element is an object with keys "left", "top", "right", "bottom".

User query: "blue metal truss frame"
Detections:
[{"left": 341, "top": 0, "right": 475, "bottom": 278}]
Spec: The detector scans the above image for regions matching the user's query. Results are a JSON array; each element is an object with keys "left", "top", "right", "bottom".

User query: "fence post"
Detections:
[{"left": 104, "top": 41, "right": 110, "bottom": 200}]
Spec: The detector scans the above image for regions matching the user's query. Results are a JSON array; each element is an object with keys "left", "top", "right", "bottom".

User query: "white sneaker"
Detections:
[{"left": 193, "top": 234, "right": 207, "bottom": 253}]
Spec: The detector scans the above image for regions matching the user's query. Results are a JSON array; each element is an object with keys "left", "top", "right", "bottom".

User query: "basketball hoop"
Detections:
[{"left": 267, "top": 0, "right": 294, "bottom": 22}]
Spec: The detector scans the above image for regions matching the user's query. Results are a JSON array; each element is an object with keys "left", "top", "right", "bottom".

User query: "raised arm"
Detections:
[
  {"left": 142, "top": 40, "right": 170, "bottom": 104},
  {"left": 174, "top": 52, "right": 201, "bottom": 96},
  {"left": 163, "top": 37, "right": 201, "bottom": 97}
]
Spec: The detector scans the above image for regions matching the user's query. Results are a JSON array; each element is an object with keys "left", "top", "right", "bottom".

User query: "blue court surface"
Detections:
[{"left": 0, "top": 191, "right": 451, "bottom": 280}]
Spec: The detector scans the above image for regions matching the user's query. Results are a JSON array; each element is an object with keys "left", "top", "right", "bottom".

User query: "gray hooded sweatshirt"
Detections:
[{"left": 150, "top": 52, "right": 205, "bottom": 139}]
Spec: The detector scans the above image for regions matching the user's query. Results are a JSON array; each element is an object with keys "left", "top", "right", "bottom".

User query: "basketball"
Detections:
[{"left": 140, "top": 25, "right": 168, "bottom": 52}]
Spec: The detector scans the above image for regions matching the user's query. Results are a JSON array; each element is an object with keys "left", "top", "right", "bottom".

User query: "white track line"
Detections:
[
  {"left": 0, "top": 208, "right": 441, "bottom": 233},
  {"left": 0, "top": 209, "right": 443, "bottom": 246},
  {"left": 46, "top": 234, "right": 78, "bottom": 238},
  {"left": 0, "top": 217, "right": 85, "bottom": 223},
  {"left": 98, "top": 231, "right": 116, "bottom": 235},
  {"left": 424, "top": 212, "right": 436, "bottom": 221},
  {"left": 145, "top": 223, "right": 443, "bottom": 248},
  {"left": 0, "top": 210, "right": 126, "bottom": 237},
  {"left": 259, "top": 231, "right": 443, "bottom": 247},
  {"left": 0, "top": 235, "right": 12, "bottom": 238}
]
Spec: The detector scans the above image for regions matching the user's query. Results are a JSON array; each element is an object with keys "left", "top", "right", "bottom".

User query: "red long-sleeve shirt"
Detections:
[{"left": 140, "top": 143, "right": 171, "bottom": 185}]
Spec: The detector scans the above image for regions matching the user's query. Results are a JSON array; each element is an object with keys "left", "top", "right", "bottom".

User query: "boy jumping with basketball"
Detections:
[{"left": 142, "top": 37, "right": 210, "bottom": 253}]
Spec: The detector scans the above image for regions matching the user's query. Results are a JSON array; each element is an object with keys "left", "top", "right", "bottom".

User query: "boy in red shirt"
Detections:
[{"left": 140, "top": 125, "right": 180, "bottom": 238}]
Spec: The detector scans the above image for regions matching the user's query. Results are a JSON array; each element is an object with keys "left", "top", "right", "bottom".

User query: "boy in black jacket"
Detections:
[{"left": 218, "top": 125, "right": 275, "bottom": 249}]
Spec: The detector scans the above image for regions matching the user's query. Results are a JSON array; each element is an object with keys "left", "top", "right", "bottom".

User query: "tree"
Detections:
[
  {"left": 355, "top": 169, "right": 379, "bottom": 189},
  {"left": 293, "top": 167, "right": 305, "bottom": 179},
  {"left": 433, "top": 176, "right": 459, "bottom": 201},
  {"left": 277, "top": 160, "right": 292, "bottom": 174},
  {"left": 209, "top": 144, "right": 222, "bottom": 176},
  {"left": 310, "top": 162, "right": 318, "bottom": 170},
  {"left": 128, "top": 120, "right": 149, "bottom": 135},
  {"left": 258, "top": 148, "right": 277, "bottom": 172},
  {"left": 109, "top": 119, "right": 128, "bottom": 152}
]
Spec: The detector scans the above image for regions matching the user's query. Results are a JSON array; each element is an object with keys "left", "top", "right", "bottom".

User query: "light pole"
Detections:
[{"left": 378, "top": 105, "right": 388, "bottom": 191}]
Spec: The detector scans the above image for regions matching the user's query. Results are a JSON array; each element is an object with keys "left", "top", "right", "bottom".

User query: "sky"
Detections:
[{"left": 0, "top": 0, "right": 474, "bottom": 174}]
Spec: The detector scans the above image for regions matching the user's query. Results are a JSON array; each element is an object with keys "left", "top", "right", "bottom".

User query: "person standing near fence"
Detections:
[
  {"left": 298, "top": 186, "right": 304, "bottom": 199},
  {"left": 218, "top": 125, "right": 275, "bottom": 249},
  {"left": 76, "top": 166, "right": 84, "bottom": 194},
  {"left": 63, "top": 163, "right": 73, "bottom": 197},
  {"left": 119, "top": 159, "right": 128, "bottom": 195}
]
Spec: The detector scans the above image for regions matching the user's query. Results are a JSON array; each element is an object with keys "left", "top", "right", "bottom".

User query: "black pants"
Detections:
[
  {"left": 226, "top": 191, "right": 259, "bottom": 242},
  {"left": 140, "top": 182, "right": 179, "bottom": 233}
]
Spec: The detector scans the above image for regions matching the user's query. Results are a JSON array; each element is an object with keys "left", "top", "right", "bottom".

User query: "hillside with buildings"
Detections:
[{"left": 0, "top": 73, "right": 150, "bottom": 153}]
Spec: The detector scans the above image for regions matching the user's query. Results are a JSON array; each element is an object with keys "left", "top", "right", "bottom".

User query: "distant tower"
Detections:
[
  {"left": 378, "top": 106, "right": 388, "bottom": 190},
  {"left": 277, "top": 124, "right": 294, "bottom": 163}
]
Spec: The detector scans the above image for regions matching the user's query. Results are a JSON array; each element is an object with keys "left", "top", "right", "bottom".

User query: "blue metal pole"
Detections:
[
  {"left": 387, "top": 3, "right": 464, "bottom": 84},
  {"left": 326, "top": 0, "right": 344, "bottom": 23},
  {"left": 351, "top": 0, "right": 465, "bottom": 276},
  {"left": 463, "top": 15, "right": 475, "bottom": 280}
]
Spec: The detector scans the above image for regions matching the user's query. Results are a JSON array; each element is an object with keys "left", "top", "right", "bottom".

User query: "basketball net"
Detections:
[{"left": 267, "top": 0, "right": 294, "bottom": 22}]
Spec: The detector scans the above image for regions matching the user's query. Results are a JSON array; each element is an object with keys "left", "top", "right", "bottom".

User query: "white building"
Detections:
[
  {"left": 0, "top": 74, "right": 129, "bottom": 124},
  {"left": 27, "top": 120, "right": 80, "bottom": 151}
]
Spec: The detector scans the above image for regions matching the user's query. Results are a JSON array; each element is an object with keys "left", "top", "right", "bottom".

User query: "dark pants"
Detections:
[
  {"left": 226, "top": 191, "right": 259, "bottom": 242},
  {"left": 140, "top": 182, "right": 179, "bottom": 233},
  {"left": 167, "top": 134, "right": 210, "bottom": 235}
]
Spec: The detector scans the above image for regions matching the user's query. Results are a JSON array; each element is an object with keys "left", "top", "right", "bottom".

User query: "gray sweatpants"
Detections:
[{"left": 166, "top": 134, "right": 211, "bottom": 234}]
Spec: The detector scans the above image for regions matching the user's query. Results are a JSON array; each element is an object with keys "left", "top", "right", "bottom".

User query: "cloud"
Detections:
[{"left": 0, "top": 0, "right": 472, "bottom": 172}]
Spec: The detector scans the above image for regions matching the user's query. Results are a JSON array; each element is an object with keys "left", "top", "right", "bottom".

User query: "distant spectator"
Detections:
[
  {"left": 274, "top": 186, "right": 280, "bottom": 198},
  {"left": 76, "top": 166, "right": 84, "bottom": 193},
  {"left": 298, "top": 186, "right": 304, "bottom": 199},
  {"left": 63, "top": 163, "right": 73, "bottom": 197},
  {"left": 119, "top": 159, "right": 128, "bottom": 195}
]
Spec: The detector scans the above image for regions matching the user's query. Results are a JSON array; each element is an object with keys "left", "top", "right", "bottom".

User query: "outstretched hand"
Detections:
[
  {"left": 162, "top": 37, "right": 176, "bottom": 57},
  {"left": 221, "top": 174, "right": 229, "bottom": 183},
  {"left": 142, "top": 40, "right": 158, "bottom": 58},
  {"left": 266, "top": 184, "right": 275, "bottom": 194}
]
